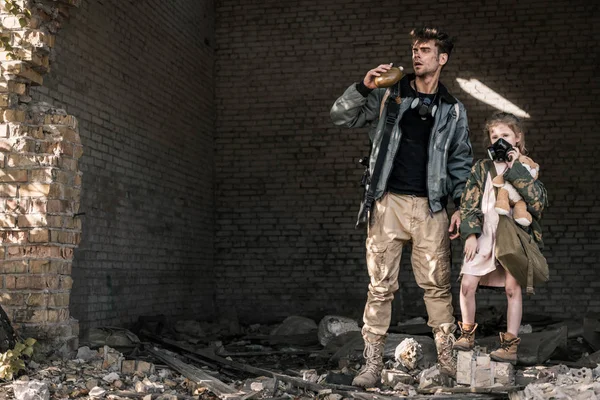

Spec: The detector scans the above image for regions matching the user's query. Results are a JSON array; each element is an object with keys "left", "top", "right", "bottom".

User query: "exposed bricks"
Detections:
[
  {"left": 26, "top": 0, "right": 216, "bottom": 332},
  {"left": 0, "top": 0, "right": 82, "bottom": 351}
]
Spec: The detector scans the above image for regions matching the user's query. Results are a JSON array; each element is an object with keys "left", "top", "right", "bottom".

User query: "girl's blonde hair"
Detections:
[{"left": 483, "top": 112, "right": 527, "bottom": 154}]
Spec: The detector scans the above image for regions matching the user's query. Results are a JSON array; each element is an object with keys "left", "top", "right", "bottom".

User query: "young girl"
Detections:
[{"left": 452, "top": 112, "right": 547, "bottom": 364}]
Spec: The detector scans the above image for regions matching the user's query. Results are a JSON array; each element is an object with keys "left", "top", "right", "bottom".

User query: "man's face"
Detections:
[{"left": 412, "top": 40, "right": 447, "bottom": 77}]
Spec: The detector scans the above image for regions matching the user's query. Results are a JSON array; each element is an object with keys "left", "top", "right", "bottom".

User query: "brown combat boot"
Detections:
[
  {"left": 490, "top": 332, "right": 520, "bottom": 365},
  {"left": 434, "top": 323, "right": 457, "bottom": 377},
  {"left": 352, "top": 330, "right": 386, "bottom": 388},
  {"left": 453, "top": 322, "right": 478, "bottom": 351}
]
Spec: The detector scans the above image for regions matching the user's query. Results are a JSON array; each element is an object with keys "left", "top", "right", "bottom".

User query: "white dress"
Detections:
[{"left": 460, "top": 162, "right": 508, "bottom": 287}]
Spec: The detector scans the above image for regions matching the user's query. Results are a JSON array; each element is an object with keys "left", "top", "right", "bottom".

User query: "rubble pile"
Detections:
[{"left": 0, "top": 310, "right": 599, "bottom": 399}]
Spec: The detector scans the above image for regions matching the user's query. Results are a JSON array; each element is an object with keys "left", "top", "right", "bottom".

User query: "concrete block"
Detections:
[{"left": 381, "top": 369, "right": 415, "bottom": 387}]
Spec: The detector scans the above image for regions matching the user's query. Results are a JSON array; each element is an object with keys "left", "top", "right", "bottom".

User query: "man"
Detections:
[{"left": 330, "top": 27, "right": 473, "bottom": 387}]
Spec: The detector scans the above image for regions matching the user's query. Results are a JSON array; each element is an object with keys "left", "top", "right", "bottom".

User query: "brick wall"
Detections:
[
  {"left": 214, "top": 0, "right": 599, "bottom": 324},
  {"left": 29, "top": 0, "right": 216, "bottom": 331}
]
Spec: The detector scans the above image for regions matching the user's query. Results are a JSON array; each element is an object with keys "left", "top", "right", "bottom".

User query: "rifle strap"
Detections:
[{"left": 366, "top": 83, "right": 401, "bottom": 204}]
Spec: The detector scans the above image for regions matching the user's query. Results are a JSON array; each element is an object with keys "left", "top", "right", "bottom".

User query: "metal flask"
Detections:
[{"left": 374, "top": 67, "right": 403, "bottom": 88}]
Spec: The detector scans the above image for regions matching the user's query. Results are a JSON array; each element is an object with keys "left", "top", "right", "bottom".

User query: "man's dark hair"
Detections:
[{"left": 410, "top": 27, "right": 454, "bottom": 59}]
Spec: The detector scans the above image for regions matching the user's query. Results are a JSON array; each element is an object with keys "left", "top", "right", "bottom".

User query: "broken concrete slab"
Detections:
[
  {"left": 418, "top": 365, "right": 452, "bottom": 389},
  {"left": 11, "top": 380, "right": 50, "bottom": 400},
  {"left": 317, "top": 316, "right": 360, "bottom": 346},
  {"left": 381, "top": 369, "right": 415, "bottom": 387},
  {"left": 270, "top": 316, "right": 318, "bottom": 336},
  {"left": 456, "top": 349, "right": 514, "bottom": 387}
]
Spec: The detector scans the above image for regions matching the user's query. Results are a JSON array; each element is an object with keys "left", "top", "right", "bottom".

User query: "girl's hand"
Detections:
[
  {"left": 464, "top": 234, "right": 478, "bottom": 262},
  {"left": 507, "top": 147, "right": 521, "bottom": 168}
]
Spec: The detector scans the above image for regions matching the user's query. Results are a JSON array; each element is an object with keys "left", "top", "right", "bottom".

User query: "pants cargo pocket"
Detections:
[{"left": 366, "top": 241, "right": 389, "bottom": 285}]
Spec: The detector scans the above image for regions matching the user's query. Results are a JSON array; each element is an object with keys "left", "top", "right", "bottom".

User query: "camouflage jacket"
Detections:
[{"left": 460, "top": 158, "right": 548, "bottom": 248}]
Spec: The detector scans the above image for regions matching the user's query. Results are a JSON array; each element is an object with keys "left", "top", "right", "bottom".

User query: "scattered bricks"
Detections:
[
  {"left": 2, "top": 109, "right": 27, "bottom": 123},
  {"left": 381, "top": 369, "right": 415, "bottom": 387},
  {"left": 0, "top": 153, "right": 4, "bottom": 168},
  {"left": 17, "top": 214, "right": 48, "bottom": 227},
  {"left": 0, "top": 260, "right": 28, "bottom": 273},
  {"left": 456, "top": 350, "right": 474, "bottom": 385},
  {"left": 135, "top": 361, "right": 155, "bottom": 376},
  {"left": 121, "top": 360, "right": 136, "bottom": 375},
  {"left": 0, "top": 169, "right": 28, "bottom": 182},
  {"left": 29, "top": 228, "right": 49, "bottom": 243},
  {"left": 492, "top": 362, "right": 515, "bottom": 385},
  {"left": 0, "top": 183, "right": 18, "bottom": 196}
]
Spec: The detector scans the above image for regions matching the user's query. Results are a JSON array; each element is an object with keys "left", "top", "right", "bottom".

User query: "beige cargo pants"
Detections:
[{"left": 362, "top": 193, "right": 455, "bottom": 336}]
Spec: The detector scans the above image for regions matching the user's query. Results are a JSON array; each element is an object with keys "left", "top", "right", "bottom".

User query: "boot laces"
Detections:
[
  {"left": 439, "top": 333, "right": 456, "bottom": 358},
  {"left": 361, "top": 341, "right": 384, "bottom": 374}
]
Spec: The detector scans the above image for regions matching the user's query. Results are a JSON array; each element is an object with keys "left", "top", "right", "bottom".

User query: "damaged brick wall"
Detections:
[
  {"left": 0, "top": 0, "right": 81, "bottom": 352},
  {"left": 23, "top": 1, "right": 216, "bottom": 332},
  {"left": 214, "top": 1, "right": 598, "bottom": 323}
]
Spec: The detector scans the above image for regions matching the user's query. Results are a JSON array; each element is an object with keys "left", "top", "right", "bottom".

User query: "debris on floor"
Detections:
[{"left": 1, "top": 309, "right": 599, "bottom": 399}]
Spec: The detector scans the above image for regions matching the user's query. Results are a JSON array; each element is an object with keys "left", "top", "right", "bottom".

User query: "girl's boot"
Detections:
[
  {"left": 453, "top": 322, "right": 478, "bottom": 351},
  {"left": 490, "top": 332, "right": 520, "bottom": 364}
]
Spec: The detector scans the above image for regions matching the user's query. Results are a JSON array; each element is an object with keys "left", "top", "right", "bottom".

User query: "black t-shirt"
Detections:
[{"left": 387, "top": 93, "right": 437, "bottom": 197}]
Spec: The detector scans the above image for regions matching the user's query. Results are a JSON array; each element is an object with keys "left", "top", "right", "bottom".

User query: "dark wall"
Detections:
[
  {"left": 31, "top": 0, "right": 216, "bottom": 331},
  {"left": 214, "top": 0, "right": 599, "bottom": 324}
]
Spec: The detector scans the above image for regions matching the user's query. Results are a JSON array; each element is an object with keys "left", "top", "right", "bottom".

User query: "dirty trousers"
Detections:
[{"left": 362, "top": 193, "right": 455, "bottom": 336}]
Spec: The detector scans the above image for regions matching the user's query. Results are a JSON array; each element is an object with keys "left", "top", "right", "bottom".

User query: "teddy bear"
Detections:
[{"left": 493, "top": 155, "right": 540, "bottom": 227}]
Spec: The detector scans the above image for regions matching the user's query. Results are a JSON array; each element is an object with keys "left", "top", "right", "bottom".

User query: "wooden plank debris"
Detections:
[{"left": 147, "top": 346, "right": 246, "bottom": 400}]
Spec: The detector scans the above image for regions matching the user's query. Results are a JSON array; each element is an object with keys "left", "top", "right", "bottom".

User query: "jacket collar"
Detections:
[{"left": 399, "top": 73, "right": 457, "bottom": 105}]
